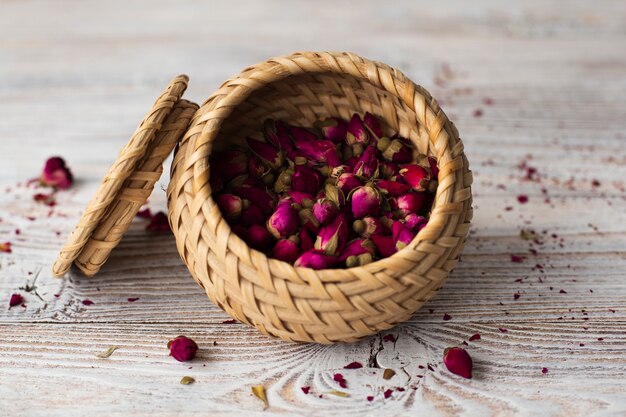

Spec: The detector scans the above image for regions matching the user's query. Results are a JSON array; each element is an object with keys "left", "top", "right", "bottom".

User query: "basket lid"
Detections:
[{"left": 52, "top": 75, "right": 199, "bottom": 277}]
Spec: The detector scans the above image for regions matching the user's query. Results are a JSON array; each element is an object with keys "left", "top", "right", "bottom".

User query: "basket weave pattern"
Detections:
[{"left": 167, "top": 52, "right": 472, "bottom": 343}]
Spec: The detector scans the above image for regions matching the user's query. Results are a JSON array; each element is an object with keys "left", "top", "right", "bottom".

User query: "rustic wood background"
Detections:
[{"left": 1, "top": 1, "right": 625, "bottom": 416}]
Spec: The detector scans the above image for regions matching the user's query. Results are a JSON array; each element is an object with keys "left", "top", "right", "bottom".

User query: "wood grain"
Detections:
[{"left": 1, "top": 0, "right": 625, "bottom": 416}]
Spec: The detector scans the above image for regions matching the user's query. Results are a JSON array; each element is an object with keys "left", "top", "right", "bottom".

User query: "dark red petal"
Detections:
[
  {"left": 443, "top": 347, "right": 473, "bottom": 379},
  {"left": 468, "top": 333, "right": 481, "bottom": 342},
  {"left": 344, "top": 361, "right": 363, "bottom": 369}
]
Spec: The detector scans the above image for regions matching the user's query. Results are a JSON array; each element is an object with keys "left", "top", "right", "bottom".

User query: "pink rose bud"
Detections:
[
  {"left": 312, "top": 199, "right": 339, "bottom": 225},
  {"left": 216, "top": 194, "right": 245, "bottom": 221},
  {"left": 314, "top": 214, "right": 349, "bottom": 256},
  {"left": 285, "top": 190, "right": 315, "bottom": 208},
  {"left": 350, "top": 185, "right": 381, "bottom": 219},
  {"left": 371, "top": 235, "right": 397, "bottom": 258},
  {"left": 318, "top": 117, "right": 348, "bottom": 143},
  {"left": 245, "top": 224, "right": 274, "bottom": 251},
  {"left": 363, "top": 112, "right": 383, "bottom": 138},
  {"left": 291, "top": 165, "right": 321, "bottom": 196},
  {"left": 246, "top": 137, "right": 284, "bottom": 170},
  {"left": 379, "top": 162, "right": 400, "bottom": 179},
  {"left": 267, "top": 201, "right": 299, "bottom": 239},
  {"left": 232, "top": 186, "right": 276, "bottom": 215},
  {"left": 298, "top": 208, "right": 320, "bottom": 232},
  {"left": 392, "top": 221, "right": 416, "bottom": 250},
  {"left": 9, "top": 293, "right": 24, "bottom": 308},
  {"left": 346, "top": 114, "right": 371, "bottom": 145},
  {"left": 376, "top": 180, "right": 411, "bottom": 197},
  {"left": 239, "top": 204, "right": 265, "bottom": 227},
  {"left": 299, "top": 228, "right": 315, "bottom": 252},
  {"left": 336, "top": 173, "right": 362, "bottom": 195},
  {"left": 40, "top": 157, "right": 73, "bottom": 190},
  {"left": 211, "top": 150, "right": 248, "bottom": 182},
  {"left": 168, "top": 335, "right": 199, "bottom": 362},
  {"left": 294, "top": 250, "right": 338, "bottom": 270},
  {"left": 354, "top": 146, "right": 379, "bottom": 179},
  {"left": 263, "top": 119, "right": 293, "bottom": 151},
  {"left": 428, "top": 157, "right": 439, "bottom": 178},
  {"left": 352, "top": 216, "right": 384, "bottom": 238},
  {"left": 272, "top": 238, "right": 301, "bottom": 263},
  {"left": 289, "top": 126, "right": 341, "bottom": 167},
  {"left": 396, "top": 192, "right": 428, "bottom": 216},
  {"left": 339, "top": 238, "right": 375, "bottom": 262},
  {"left": 443, "top": 347, "right": 473, "bottom": 379},
  {"left": 377, "top": 137, "right": 412, "bottom": 163},
  {"left": 399, "top": 164, "right": 431, "bottom": 191},
  {"left": 404, "top": 213, "right": 428, "bottom": 232}
]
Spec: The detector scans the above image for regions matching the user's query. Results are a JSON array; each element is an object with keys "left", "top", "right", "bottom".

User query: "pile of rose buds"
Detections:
[{"left": 209, "top": 113, "right": 438, "bottom": 270}]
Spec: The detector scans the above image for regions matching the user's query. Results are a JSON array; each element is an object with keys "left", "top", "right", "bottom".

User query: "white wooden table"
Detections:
[{"left": 1, "top": 1, "right": 625, "bottom": 416}]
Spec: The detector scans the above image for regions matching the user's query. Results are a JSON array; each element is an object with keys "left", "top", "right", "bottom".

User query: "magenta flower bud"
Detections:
[
  {"left": 246, "top": 137, "right": 284, "bottom": 170},
  {"left": 338, "top": 238, "right": 376, "bottom": 262},
  {"left": 289, "top": 126, "right": 341, "bottom": 167},
  {"left": 377, "top": 137, "right": 412, "bottom": 163},
  {"left": 376, "top": 180, "right": 411, "bottom": 197},
  {"left": 216, "top": 194, "right": 245, "bottom": 221},
  {"left": 294, "top": 250, "right": 338, "bottom": 270},
  {"left": 284, "top": 190, "right": 315, "bottom": 208},
  {"left": 318, "top": 117, "right": 348, "bottom": 143},
  {"left": 428, "top": 157, "right": 439, "bottom": 178},
  {"left": 336, "top": 173, "right": 362, "bottom": 195},
  {"left": 272, "top": 238, "right": 301, "bottom": 264},
  {"left": 312, "top": 199, "right": 339, "bottom": 225},
  {"left": 299, "top": 228, "right": 315, "bottom": 252},
  {"left": 168, "top": 335, "right": 199, "bottom": 362},
  {"left": 396, "top": 192, "right": 428, "bottom": 216},
  {"left": 363, "top": 112, "right": 383, "bottom": 138},
  {"left": 443, "top": 347, "right": 473, "bottom": 379},
  {"left": 291, "top": 165, "right": 321, "bottom": 196},
  {"left": 298, "top": 208, "right": 320, "bottom": 232},
  {"left": 245, "top": 224, "right": 274, "bottom": 251},
  {"left": 371, "top": 235, "right": 397, "bottom": 258},
  {"left": 40, "top": 157, "right": 73, "bottom": 190},
  {"left": 263, "top": 119, "right": 294, "bottom": 151},
  {"left": 392, "top": 221, "right": 416, "bottom": 250},
  {"left": 267, "top": 201, "right": 299, "bottom": 239},
  {"left": 323, "top": 183, "right": 346, "bottom": 207},
  {"left": 9, "top": 293, "right": 24, "bottom": 308},
  {"left": 232, "top": 186, "right": 276, "bottom": 215},
  {"left": 314, "top": 214, "right": 349, "bottom": 256},
  {"left": 352, "top": 216, "right": 384, "bottom": 238},
  {"left": 211, "top": 150, "right": 248, "bottom": 182},
  {"left": 350, "top": 185, "right": 381, "bottom": 219},
  {"left": 239, "top": 204, "right": 265, "bottom": 227},
  {"left": 346, "top": 114, "right": 371, "bottom": 145},
  {"left": 379, "top": 162, "right": 400, "bottom": 179},
  {"left": 399, "top": 164, "right": 431, "bottom": 191},
  {"left": 404, "top": 213, "right": 428, "bottom": 232},
  {"left": 354, "top": 146, "right": 379, "bottom": 179}
]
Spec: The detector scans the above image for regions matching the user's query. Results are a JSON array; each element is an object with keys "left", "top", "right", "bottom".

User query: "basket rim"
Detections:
[{"left": 182, "top": 51, "right": 470, "bottom": 279}]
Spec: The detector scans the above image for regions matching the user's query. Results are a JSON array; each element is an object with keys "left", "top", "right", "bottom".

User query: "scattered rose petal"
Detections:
[
  {"left": 383, "top": 389, "right": 393, "bottom": 399},
  {"left": 301, "top": 386, "right": 311, "bottom": 394},
  {"left": 382, "top": 334, "right": 396, "bottom": 343},
  {"left": 127, "top": 297, "right": 139, "bottom": 302},
  {"left": 514, "top": 293, "right": 521, "bottom": 300},
  {"left": 333, "top": 373, "right": 347, "bottom": 388},
  {"left": 1, "top": 242, "right": 12, "bottom": 253},
  {"left": 180, "top": 376, "right": 195, "bottom": 385},
  {"left": 443, "top": 347, "right": 473, "bottom": 379},
  {"left": 542, "top": 367, "right": 549, "bottom": 374},
  {"left": 95, "top": 346, "right": 119, "bottom": 359},
  {"left": 517, "top": 195, "right": 528, "bottom": 204},
  {"left": 146, "top": 211, "right": 170, "bottom": 232},
  {"left": 468, "top": 333, "right": 481, "bottom": 342},
  {"left": 559, "top": 290, "right": 567, "bottom": 294},
  {"left": 473, "top": 109, "right": 483, "bottom": 118},
  {"left": 344, "top": 361, "right": 363, "bottom": 369},
  {"left": 82, "top": 299, "right": 94, "bottom": 306},
  {"left": 383, "top": 369, "right": 396, "bottom": 380},
  {"left": 222, "top": 319, "right": 237, "bottom": 324},
  {"left": 367, "top": 395, "right": 374, "bottom": 402},
  {"left": 499, "top": 328, "right": 508, "bottom": 333},
  {"left": 33, "top": 192, "right": 57, "bottom": 207},
  {"left": 443, "top": 313, "right": 452, "bottom": 321},
  {"left": 167, "top": 335, "right": 198, "bottom": 362},
  {"left": 9, "top": 293, "right": 24, "bottom": 308},
  {"left": 511, "top": 255, "right": 524, "bottom": 263}
]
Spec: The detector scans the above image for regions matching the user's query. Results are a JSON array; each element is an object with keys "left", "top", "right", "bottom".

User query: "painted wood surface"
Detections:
[{"left": 1, "top": 0, "right": 625, "bottom": 416}]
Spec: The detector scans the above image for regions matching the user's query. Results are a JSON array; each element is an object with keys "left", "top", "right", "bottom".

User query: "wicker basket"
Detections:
[{"left": 53, "top": 51, "right": 472, "bottom": 344}]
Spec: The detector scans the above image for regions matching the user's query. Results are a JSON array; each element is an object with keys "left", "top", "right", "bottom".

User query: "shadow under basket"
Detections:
[{"left": 53, "top": 51, "right": 473, "bottom": 344}]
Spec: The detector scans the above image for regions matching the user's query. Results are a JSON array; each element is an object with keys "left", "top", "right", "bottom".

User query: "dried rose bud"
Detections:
[
  {"left": 294, "top": 250, "right": 338, "bottom": 269},
  {"left": 211, "top": 150, "right": 248, "bottom": 182},
  {"left": 247, "top": 156, "right": 271, "bottom": 180},
  {"left": 346, "top": 252, "right": 374, "bottom": 267},
  {"left": 168, "top": 335, "right": 198, "bottom": 362},
  {"left": 443, "top": 347, "right": 473, "bottom": 379},
  {"left": 246, "top": 137, "right": 284, "bottom": 170},
  {"left": 274, "top": 167, "right": 294, "bottom": 193},
  {"left": 404, "top": 213, "right": 428, "bottom": 232},
  {"left": 232, "top": 186, "right": 276, "bottom": 215},
  {"left": 291, "top": 165, "right": 321, "bottom": 196},
  {"left": 363, "top": 112, "right": 383, "bottom": 138},
  {"left": 299, "top": 228, "right": 315, "bottom": 252},
  {"left": 377, "top": 137, "right": 412, "bottom": 163},
  {"left": 336, "top": 173, "right": 362, "bottom": 195},
  {"left": 315, "top": 214, "right": 349, "bottom": 256},
  {"left": 216, "top": 194, "right": 245, "bottom": 221},
  {"left": 379, "top": 162, "right": 400, "bottom": 179},
  {"left": 318, "top": 117, "right": 348, "bottom": 143},
  {"left": 371, "top": 235, "right": 397, "bottom": 258},
  {"left": 346, "top": 114, "right": 370, "bottom": 146},
  {"left": 392, "top": 221, "right": 416, "bottom": 250},
  {"left": 298, "top": 208, "right": 321, "bottom": 232},
  {"left": 312, "top": 199, "right": 339, "bottom": 225},
  {"left": 428, "top": 157, "right": 439, "bottom": 178},
  {"left": 146, "top": 211, "right": 170, "bottom": 232},
  {"left": 396, "top": 192, "right": 428, "bottom": 217},
  {"left": 376, "top": 180, "right": 411, "bottom": 197},
  {"left": 289, "top": 127, "right": 340, "bottom": 167},
  {"left": 339, "top": 238, "right": 375, "bottom": 262},
  {"left": 40, "top": 157, "right": 73, "bottom": 190},
  {"left": 263, "top": 119, "right": 293, "bottom": 151},
  {"left": 353, "top": 146, "right": 379, "bottom": 179},
  {"left": 267, "top": 201, "right": 299, "bottom": 239},
  {"left": 284, "top": 190, "right": 315, "bottom": 208},
  {"left": 399, "top": 164, "right": 431, "bottom": 191},
  {"left": 352, "top": 216, "right": 384, "bottom": 238},
  {"left": 350, "top": 185, "right": 381, "bottom": 219},
  {"left": 239, "top": 204, "right": 265, "bottom": 227},
  {"left": 272, "top": 238, "right": 301, "bottom": 264},
  {"left": 9, "top": 293, "right": 24, "bottom": 308},
  {"left": 245, "top": 224, "right": 274, "bottom": 251},
  {"left": 323, "top": 183, "right": 346, "bottom": 207}
]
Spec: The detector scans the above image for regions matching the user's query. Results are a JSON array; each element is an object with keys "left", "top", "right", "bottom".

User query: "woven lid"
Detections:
[{"left": 52, "top": 75, "right": 198, "bottom": 277}]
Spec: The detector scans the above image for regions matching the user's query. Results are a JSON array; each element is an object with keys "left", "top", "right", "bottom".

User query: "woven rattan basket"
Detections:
[{"left": 53, "top": 51, "right": 472, "bottom": 344}]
